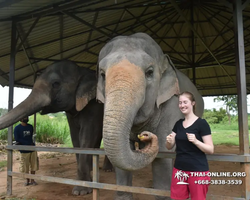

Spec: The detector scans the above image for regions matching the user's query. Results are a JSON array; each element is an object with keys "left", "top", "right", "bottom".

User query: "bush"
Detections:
[
  {"left": 0, "top": 122, "right": 19, "bottom": 140},
  {"left": 203, "top": 108, "right": 227, "bottom": 124},
  {"left": 0, "top": 112, "right": 70, "bottom": 145}
]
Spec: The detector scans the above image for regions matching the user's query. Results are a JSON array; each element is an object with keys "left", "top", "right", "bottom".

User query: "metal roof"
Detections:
[{"left": 0, "top": 0, "right": 249, "bottom": 96}]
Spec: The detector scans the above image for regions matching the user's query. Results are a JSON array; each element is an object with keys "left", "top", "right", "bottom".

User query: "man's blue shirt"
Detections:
[{"left": 14, "top": 123, "right": 34, "bottom": 153}]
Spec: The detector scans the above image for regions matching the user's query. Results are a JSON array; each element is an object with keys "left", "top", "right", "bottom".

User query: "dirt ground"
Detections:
[{"left": 0, "top": 145, "right": 246, "bottom": 200}]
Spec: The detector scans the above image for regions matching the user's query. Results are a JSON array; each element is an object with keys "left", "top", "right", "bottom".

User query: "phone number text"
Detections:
[{"left": 195, "top": 180, "right": 243, "bottom": 185}]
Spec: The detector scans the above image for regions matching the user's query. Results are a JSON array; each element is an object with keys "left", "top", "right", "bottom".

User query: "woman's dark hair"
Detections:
[{"left": 179, "top": 91, "right": 196, "bottom": 113}]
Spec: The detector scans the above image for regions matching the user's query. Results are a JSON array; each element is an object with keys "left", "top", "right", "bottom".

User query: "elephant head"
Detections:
[
  {"left": 97, "top": 33, "right": 181, "bottom": 171},
  {"left": 0, "top": 60, "right": 97, "bottom": 129}
]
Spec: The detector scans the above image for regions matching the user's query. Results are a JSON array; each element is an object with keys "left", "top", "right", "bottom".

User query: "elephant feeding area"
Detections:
[{"left": 0, "top": 144, "right": 244, "bottom": 200}]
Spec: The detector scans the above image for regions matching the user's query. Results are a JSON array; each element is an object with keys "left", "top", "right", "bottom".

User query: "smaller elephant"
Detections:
[{"left": 0, "top": 60, "right": 112, "bottom": 195}]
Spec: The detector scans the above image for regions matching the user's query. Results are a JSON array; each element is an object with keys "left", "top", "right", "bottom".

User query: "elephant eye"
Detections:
[
  {"left": 145, "top": 69, "right": 153, "bottom": 78},
  {"left": 52, "top": 81, "right": 60, "bottom": 89},
  {"left": 101, "top": 71, "right": 105, "bottom": 80}
]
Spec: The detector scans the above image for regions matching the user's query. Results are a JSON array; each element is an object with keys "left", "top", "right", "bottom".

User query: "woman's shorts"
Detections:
[
  {"left": 170, "top": 167, "right": 210, "bottom": 200},
  {"left": 19, "top": 151, "right": 39, "bottom": 173}
]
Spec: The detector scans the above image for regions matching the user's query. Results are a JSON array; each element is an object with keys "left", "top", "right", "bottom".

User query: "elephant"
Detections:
[
  {"left": 96, "top": 32, "right": 204, "bottom": 200},
  {"left": 0, "top": 60, "right": 113, "bottom": 195}
]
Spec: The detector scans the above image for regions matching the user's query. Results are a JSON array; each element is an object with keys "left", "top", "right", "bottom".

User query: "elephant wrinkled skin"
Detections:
[
  {"left": 0, "top": 60, "right": 112, "bottom": 195},
  {"left": 97, "top": 33, "right": 204, "bottom": 200}
]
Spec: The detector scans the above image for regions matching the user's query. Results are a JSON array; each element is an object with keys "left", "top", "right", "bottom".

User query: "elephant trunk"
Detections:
[
  {"left": 103, "top": 60, "right": 159, "bottom": 171},
  {"left": 0, "top": 80, "right": 51, "bottom": 129}
]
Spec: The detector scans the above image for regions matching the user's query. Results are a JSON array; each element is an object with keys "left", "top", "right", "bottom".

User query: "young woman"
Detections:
[{"left": 166, "top": 91, "right": 214, "bottom": 200}]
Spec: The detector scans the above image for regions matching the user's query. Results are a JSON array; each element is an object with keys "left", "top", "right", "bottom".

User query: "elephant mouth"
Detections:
[
  {"left": 40, "top": 108, "right": 50, "bottom": 115},
  {"left": 136, "top": 132, "right": 159, "bottom": 154},
  {"left": 41, "top": 106, "right": 60, "bottom": 115}
]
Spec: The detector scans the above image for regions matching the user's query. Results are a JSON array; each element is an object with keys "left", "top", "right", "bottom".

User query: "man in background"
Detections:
[{"left": 14, "top": 116, "right": 39, "bottom": 186}]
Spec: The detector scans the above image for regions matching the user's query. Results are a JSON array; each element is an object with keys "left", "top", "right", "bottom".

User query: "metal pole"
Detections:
[
  {"left": 191, "top": 0, "right": 196, "bottom": 85},
  {"left": 233, "top": 0, "right": 250, "bottom": 199},
  {"left": 33, "top": 113, "right": 36, "bottom": 143},
  {"left": 7, "top": 19, "right": 17, "bottom": 196},
  {"left": 92, "top": 155, "right": 99, "bottom": 200}
]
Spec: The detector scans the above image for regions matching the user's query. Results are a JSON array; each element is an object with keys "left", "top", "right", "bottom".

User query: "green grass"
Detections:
[
  {"left": 0, "top": 160, "right": 7, "bottom": 169},
  {"left": 210, "top": 120, "right": 250, "bottom": 146},
  {"left": 100, "top": 140, "right": 104, "bottom": 148},
  {"left": 211, "top": 130, "right": 241, "bottom": 145}
]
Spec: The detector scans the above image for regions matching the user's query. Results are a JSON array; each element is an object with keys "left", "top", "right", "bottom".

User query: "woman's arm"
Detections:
[{"left": 186, "top": 133, "right": 214, "bottom": 154}]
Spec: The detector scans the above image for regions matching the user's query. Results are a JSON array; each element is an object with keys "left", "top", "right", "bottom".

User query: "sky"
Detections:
[{"left": 0, "top": 85, "right": 249, "bottom": 112}]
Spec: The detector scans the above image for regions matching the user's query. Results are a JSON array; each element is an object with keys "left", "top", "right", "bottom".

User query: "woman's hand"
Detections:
[
  {"left": 186, "top": 133, "right": 198, "bottom": 144},
  {"left": 166, "top": 132, "right": 176, "bottom": 150}
]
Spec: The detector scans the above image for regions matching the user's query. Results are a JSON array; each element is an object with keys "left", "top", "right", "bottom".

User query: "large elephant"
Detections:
[
  {"left": 97, "top": 32, "right": 204, "bottom": 200},
  {"left": 0, "top": 60, "right": 112, "bottom": 195}
]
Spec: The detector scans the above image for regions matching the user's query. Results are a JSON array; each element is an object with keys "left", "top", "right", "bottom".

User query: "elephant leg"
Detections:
[
  {"left": 102, "top": 155, "right": 114, "bottom": 172},
  {"left": 114, "top": 167, "right": 133, "bottom": 200},
  {"left": 71, "top": 148, "right": 92, "bottom": 195},
  {"left": 72, "top": 154, "right": 93, "bottom": 195},
  {"left": 67, "top": 115, "right": 92, "bottom": 195},
  {"left": 72, "top": 103, "right": 104, "bottom": 195},
  {"left": 152, "top": 158, "right": 172, "bottom": 200}
]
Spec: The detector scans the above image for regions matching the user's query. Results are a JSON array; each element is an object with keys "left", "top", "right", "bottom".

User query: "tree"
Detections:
[
  {"left": 203, "top": 108, "right": 227, "bottom": 124},
  {"left": 0, "top": 108, "right": 8, "bottom": 117},
  {"left": 213, "top": 95, "right": 238, "bottom": 125}
]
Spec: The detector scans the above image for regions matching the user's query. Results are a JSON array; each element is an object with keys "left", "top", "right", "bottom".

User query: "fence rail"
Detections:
[{"left": 5, "top": 145, "right": 250, "bottom": 200}]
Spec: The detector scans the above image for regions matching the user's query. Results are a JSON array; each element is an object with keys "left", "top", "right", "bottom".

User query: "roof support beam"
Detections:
[
  {"left": 169, "top": 0, "right": 236, "bottom": 86},
  {"left": 217, "top": 0, "right": 233, "bottom": 10},
  {"left": 59, "top": 15, "right": 64, "bottom": 59},
  {"left": 123, "top": 6, "right": 150, "bottom": 34},
  {"left": 111, "top": 9, "right": 126, "bottom": 37},
  {"left": 233, "top": 0, "right": 249, "bottom": 153},
  {"left": 242, "top": 0, "right": 250, "bottom": 10},
  {"left": 62, "top": 10, "right": 110, "bottom": 38},
  {"left": 233, "top": 1, "right": 250, "bottom": 199},
  {"left": 6, "top": 19, "right": 17, "bottom": 196},
  {"left": 197, "top": 6, "right": 233, "bottom": 63},
  {"left": 85, "top": 11, "right": 99, "bottom": 50},
  {"left": 156, "top": 4, "right": 189, "bottom": 62},
  {"left": 29, "top": 57, "right": 96, "bottom": 65},
  {"left": 16, "top": 24, "right": 36, "bottom": 74},
  {"left": 190, "top": 0, "right": 196, "bottom": 85},
  {"left": 126, "top": 5, "right": 191, "bottom": 63},
  {"left": 14, "top": 0, "right": 95, "bottom": 21},
  {"left": 16, "top": 17, "right": 40, "bottom": 53}
]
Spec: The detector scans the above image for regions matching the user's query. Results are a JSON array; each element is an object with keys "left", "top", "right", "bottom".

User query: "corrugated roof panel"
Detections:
[
  {"left": 32, "top": 42, "right": 60, "bottom": 58},
  {"left": 0, "top": 22, "right": 11, "bottom": 57},
  {"left": 19, "top": 16, "right": 60, "bottom": 46},
  {"left": 0, "top": 0, "right": 63, "bottom": 20}
]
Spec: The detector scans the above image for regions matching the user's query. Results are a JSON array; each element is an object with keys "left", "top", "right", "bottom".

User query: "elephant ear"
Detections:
[
  {"left": 156, "top": 55, "right": 180, "bottom": 108},
  {"left": 75, "top": 75, "right": 97, "bottom": 111}
]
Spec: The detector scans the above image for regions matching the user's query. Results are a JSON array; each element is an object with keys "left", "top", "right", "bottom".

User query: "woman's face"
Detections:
[{"left": 178, "top": 94, "right": 194, "bottom": 115}]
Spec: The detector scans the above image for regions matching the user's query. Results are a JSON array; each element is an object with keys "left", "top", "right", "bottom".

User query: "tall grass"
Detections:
[
  {"left": 34, "top": 114, "right": 69, "bottom": 144},
  {"left": 0, "top": 113, "right": 71, "bottom": 145},
  {"left": 0, "top": 112, "right": 249, "bottom": 147}
]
